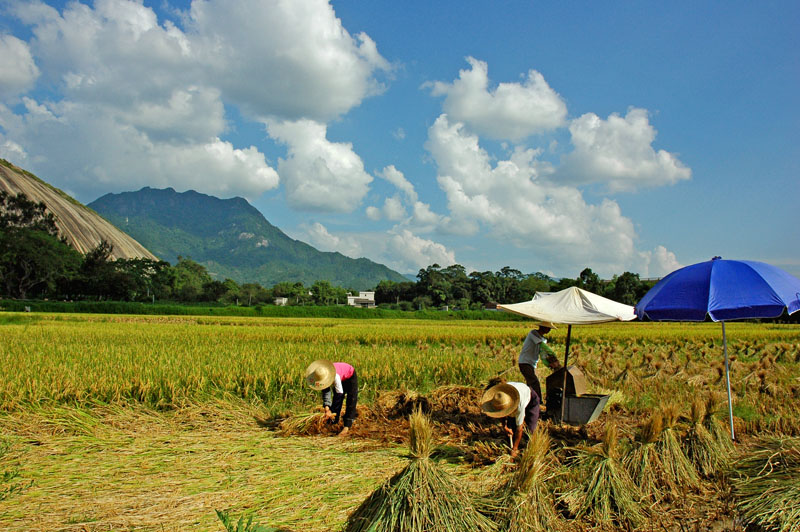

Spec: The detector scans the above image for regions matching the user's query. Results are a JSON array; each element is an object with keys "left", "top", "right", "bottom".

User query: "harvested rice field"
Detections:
[{"left": 1, "top": 312, "right": 799, "bottom": 531}]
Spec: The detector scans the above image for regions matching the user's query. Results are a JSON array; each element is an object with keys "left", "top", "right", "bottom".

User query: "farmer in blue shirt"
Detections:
[{"left": 517, "top": 322, "right": 558, "bottom": 405}]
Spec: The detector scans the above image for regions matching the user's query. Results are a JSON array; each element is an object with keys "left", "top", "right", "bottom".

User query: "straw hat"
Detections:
[
  {"left": 537, "top": 321, "right": 557, "bottom": 330},
  {"left": 480, "top": 383, "right": 520, "bottom": 418},
  {"left": 304, "top": 359, "right": 336, "bottom": 390}
]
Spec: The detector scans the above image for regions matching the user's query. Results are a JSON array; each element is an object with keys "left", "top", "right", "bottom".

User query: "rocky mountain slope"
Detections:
[{"left": 0, "top": 159, "right": 157, "bottom": 260}]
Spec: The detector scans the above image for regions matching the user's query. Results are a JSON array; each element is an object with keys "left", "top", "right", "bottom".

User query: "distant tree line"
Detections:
[
  {"left": 1, "top": 191, "right": 654, "bottom": 308},
  {"left": 375, "top": 263, "right": 655, "bottom": 311}
]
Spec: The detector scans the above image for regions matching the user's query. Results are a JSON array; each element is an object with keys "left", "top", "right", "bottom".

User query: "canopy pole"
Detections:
[
  {"left": 722, "top": 321, "right": 735, "bottom": 441},
  {"left": 560, "top": 324, "right": 572, "bottom": 424}
]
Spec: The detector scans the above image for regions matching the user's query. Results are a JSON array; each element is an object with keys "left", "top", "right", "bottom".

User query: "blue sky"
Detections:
[{"left": 1, "top": 0, "right": 798, "bottom": 279}]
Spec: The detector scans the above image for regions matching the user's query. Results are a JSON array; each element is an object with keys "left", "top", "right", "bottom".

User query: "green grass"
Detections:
[
  {"left": 0, "top": 299, "right": 526, "bottom": 320},
  {"left": 732, "top": 403, "right": 759, "bottom": 422}
]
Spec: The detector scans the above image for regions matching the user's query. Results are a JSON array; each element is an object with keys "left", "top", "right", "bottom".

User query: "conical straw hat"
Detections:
[
  {"left": 304, "top": 359, "right": 336, "bottom": 390},
  {"left": 480, "top": 383, "right": 520, "bottom": 418}
]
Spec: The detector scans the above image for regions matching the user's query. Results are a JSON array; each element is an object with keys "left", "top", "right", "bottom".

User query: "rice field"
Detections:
[{"left": 1, "top": 312, "right": 798, "bottom": 531}]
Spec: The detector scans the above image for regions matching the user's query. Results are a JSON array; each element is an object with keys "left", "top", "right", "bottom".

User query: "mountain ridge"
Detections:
[{"left": 88, "top": 187, "right": 408, "bottom": 290}]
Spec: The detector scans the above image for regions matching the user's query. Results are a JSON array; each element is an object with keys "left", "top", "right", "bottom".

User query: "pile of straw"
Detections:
[
  {"left": 623, "top": 410, "right": 666, "bottom": 501},
  {"left": 731, "top": 436, "right": 800, "bottom": 532},
  {"left": 344, "top": 408, "right": 497, "bottom": 532},
  {"left": 275, "top": 412, "right": 326, "bottom": 435},
  {"left": 685, "top": 398, "right": 729, "bottom": 478},
  {"left": 494, "top": 430, "right": 563, "bottom": 532},
  {"left": 559, "top": 423, "right": 646, "bottom": 528},
  {"left": 704, "top": 393, "right": 734, "bottom": 453},
  {"left": 656, "top": 405, "right": 700, "bottom": 496},
  {"left": 467, "top": 440, "right": 508, "bottom": 466}
]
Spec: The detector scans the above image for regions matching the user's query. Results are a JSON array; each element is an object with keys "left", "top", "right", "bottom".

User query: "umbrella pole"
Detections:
[
  {"left": 722, "top": 321, "right": 736, "bottom": 441},
  {"left": 560, "top": 324, "right": 572, "bottom": 424}
]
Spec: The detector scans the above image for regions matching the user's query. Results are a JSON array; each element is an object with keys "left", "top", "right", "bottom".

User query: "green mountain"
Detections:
[{"left": 88, "top": 187, "right": 408, "bottom": 290}]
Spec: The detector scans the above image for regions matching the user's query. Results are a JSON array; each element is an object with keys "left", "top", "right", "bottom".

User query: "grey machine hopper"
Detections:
[{"left": 545, "top": 366, "right": 609, "bottom": 425}]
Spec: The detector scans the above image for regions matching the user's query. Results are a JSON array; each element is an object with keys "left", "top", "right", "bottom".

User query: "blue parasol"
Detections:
[{"left": 635, "top": 257, "right": 800, "bottom": 440}]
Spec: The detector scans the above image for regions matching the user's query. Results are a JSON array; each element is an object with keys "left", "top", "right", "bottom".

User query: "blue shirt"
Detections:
[{"left": 519, "top": 329, "right": 551, "bottom": 368}]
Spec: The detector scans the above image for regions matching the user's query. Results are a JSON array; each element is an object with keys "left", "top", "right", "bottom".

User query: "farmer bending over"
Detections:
[
  {"left": 481, "top": 381, "right": 539, "bottom": 458},
  {"left": 305, "top": 360, "right": 358, "bottom": 437},
  {"left": 518, "top": 322, "right": 559, "bottom": 407}
]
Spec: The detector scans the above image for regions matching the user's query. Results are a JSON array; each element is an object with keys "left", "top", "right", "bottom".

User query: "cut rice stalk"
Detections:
[
  {"left": 560, "top": 423, "right": 646, "bottom": 528},
  {"left": 685, "top": 398, "right": 729, "bottom": 478},
  {"left": 498, "top": 430, "right": 565, "bottom": 532},
  {"left": 656, "top": 405, "right": 701, "bottom": 495},
  {"left": 276, "top": 412, "right": 326, "bottom": 435},
  {"left": 731, "top": 436, "right": 800, "bottom": 532},
  {"left": 705, "top": 393, "right": 735, "bottom": 452},
  {"left": 623, "top": 410, "right": 665, "bottom": 502},
  {"left": 344, "top": 408, "right": 497, "bottom": 532}
]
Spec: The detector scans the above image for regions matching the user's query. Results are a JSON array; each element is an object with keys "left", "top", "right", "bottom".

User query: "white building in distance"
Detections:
[{"left": 347, "top": 291, "right": 376, "bottom": 308}]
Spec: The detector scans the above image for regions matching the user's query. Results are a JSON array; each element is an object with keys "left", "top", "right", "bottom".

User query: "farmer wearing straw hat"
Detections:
[
  {"left": 518, "top": 322, "right": 559, "bottom": 410},
  {"left": 481, "top": 381, "right": 539, "bottom": 457},
  {"left": 305, "top": 360, "right": 358, "bottom": 437}
]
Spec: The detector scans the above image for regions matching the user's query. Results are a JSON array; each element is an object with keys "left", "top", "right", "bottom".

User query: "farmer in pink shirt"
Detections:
[{"left": 304, "top": 360, "right": 359, "bottom": 437}]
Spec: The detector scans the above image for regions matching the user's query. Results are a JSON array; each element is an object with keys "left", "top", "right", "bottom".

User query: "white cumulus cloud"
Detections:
[
  {"left": 186, "top": 0, "right": 389, "bottom": 121},
  {"left": 387, "top": 229, "right": 457, "bottom": 272},
  {"left": 0, "top": 34, "right": 40, "bottom": 99},
  {"left": 365, "top": 205, "right": 381, "bottom": 221},
  {"left": 0, "top": 96, "right": 277, "bottom": 200},
  {"left": 425, "top": 113, "right": 681, "bottom": 276},
  {"left": 383, "top": 196, "right": 406, "bottom": 221},
  {"left": 411, "top": 201, "right": 443, "bottom": 229},
  {"left": 298, "top": 222, "right": 456, "bottom": 274},
  {"left": 118, "top": 86, "right": 226, "bottom": 143},
  {"left": 0, "top": 0, "right": 387, "bottom": 202},
  {"left": 378, "top": 165, "right": 417, "bottom": 203},
  {"left": 638, "top": 245, "right": 683, "bottom": 278},
  {"left": 304, "top": 222, "right": 366, "bottom": 258},
  {"left": 560, "top": 108, "right": 692, "bottom": 191},
  {"left": 429, "top": 56, "right": 567, "bottom": 141},
  {"left": 267, "top": 119, "right": 372, "bottom": 212}
]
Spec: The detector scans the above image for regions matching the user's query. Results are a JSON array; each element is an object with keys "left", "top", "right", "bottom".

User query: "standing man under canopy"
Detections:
[{"left": 517, "top": 322, "right": 560, "bottom": 405}]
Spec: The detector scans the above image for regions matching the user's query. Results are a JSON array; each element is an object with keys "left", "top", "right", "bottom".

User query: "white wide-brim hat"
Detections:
[
  {"left": 304, "top": 359, "right": 336, "bottom": 390},
  {"left": 480, "top": 383, "right": 520, "bottom": 418}
]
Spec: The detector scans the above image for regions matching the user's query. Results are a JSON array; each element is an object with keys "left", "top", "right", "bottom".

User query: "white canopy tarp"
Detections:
[{"left": 497, "top": 286, "right": 636, "bottom": 324}]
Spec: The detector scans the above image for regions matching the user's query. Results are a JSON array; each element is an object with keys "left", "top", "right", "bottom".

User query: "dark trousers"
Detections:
[
  {"left": 519, "top": 363, "right": 542, "bottom": 403},
  {"left": 330, "top": 370, "right": 358, "bottom": 428},
  {"left": 504, "top": 392, "right": 540, "bottom": 434},
  {"left": 515, "top": 363, "right": 542, "bottom": 433}
]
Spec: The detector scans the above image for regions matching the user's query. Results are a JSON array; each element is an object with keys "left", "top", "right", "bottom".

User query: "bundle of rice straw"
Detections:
[
  {"left": 731, "top": 436, "right": 800, "bottom": 532},
  {"left": 705, "top": 393, "right": 734, "bottom": 452},
  {"left": 276, "top": 412, "right": 326, "bottom": 435},
  {"left": 468, "top": 440, "right": 508, "bottom": 466},
  {"left": 559, "top": 423, "right": 646, "bottom": 528},
  {"left": 623, "top": 410, "right": 666, "bottom": 502},
  {"left": 655, "top": 404, "right": 700, "bottom": 495},
  {"left": 685, "top": 398, "right": 729, "bottom": 477},
  {"left": 495, "top": 430, "right": 563, "bottom": 532},
  {"left": 344, "top": 408, "right": 497, "bottom": 532}
]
